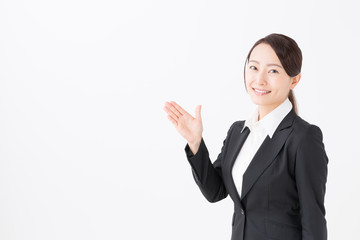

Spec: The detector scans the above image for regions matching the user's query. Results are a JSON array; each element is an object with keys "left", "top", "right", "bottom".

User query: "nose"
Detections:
[{"left": 255, "top": 70, "right": 267, "bottom": 85}]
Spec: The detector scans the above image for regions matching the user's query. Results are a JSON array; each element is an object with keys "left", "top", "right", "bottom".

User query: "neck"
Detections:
[{"left": 257, "top": 102, "right": 282, "bottom": 121}]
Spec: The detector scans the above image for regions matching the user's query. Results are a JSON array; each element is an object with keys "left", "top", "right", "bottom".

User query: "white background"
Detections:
[{"left": 1, "top": 0, "right": 359, "bottom": 239}]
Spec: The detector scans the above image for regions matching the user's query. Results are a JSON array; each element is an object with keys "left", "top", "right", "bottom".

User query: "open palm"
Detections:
[{"left": 163, "top": 101, "right": 203, "bottom": 144}]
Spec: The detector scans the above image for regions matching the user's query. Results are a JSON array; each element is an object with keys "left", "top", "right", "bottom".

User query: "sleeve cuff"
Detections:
[{"left": 184, "top": 137, "right": 205, "bottom": 159}]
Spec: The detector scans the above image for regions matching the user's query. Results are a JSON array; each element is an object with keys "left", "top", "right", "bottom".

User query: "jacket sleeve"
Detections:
[
  {"left": 295, "top": 124, "right": 328, "bottom": 240},
  {"left": 184, "top": 122, "right": 236, "bottom": 203}
]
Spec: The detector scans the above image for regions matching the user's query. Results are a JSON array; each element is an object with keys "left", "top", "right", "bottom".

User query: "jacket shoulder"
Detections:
[{"left": 292, "top": 115, "right": 324, "bottom": 142}]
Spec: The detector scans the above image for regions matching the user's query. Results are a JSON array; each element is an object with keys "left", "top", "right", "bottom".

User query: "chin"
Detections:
[{"left": 249, "top": 96, "right": 270, "bottom": 106}]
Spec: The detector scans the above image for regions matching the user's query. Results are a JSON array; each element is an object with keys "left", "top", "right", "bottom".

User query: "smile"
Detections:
[{"left": 253, "top": 88, "right": 271, "bottom": 96}]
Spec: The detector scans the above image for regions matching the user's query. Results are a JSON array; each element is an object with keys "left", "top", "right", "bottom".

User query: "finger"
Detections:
[
  {"left": 170, "top": 101, "right": 186, "bottom": 115},
  {"left": 167, "top": 114, "right": 178, "bottom": 127},
  {"left": 163, "top": 104, "right": 179, "bottom": 121},
  {"left": 195, "top": 105, "right": 202, "bottom": 120},
  {"left": 165, "top": 102, "right": 182, "bottom": 119}
]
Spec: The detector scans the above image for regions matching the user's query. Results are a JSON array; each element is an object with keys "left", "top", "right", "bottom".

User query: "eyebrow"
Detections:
[{"left": 249, "top": 60, "right": 283, "bottom": 69}]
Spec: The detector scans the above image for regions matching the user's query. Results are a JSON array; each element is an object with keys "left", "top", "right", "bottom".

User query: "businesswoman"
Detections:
[{"left": 163, "top": 33, "right": 328, "bottom": 240}]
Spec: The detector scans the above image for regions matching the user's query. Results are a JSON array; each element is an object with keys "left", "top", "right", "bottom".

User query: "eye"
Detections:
[
  {"left": 269, "top": 69, "right": 278, "bottom": 73},
  {"left": 249, "top": 66, "right": 257, "bottom": 70}
]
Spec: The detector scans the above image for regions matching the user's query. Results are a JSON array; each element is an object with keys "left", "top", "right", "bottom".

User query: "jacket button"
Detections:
[{"left": 241, "top": 209, "right": 244, "bottom": 215}]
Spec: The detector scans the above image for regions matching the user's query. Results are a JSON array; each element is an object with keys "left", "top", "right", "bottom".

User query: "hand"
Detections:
[{"left": 163, "top": 101, "right": 203, "bottom": 144}]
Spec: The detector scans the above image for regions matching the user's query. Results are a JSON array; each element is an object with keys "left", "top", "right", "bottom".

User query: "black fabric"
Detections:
[{"left": 184, "top": 108, "right": 328, "bottom": 240}]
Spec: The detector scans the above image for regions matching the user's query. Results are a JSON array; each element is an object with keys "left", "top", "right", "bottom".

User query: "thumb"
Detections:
[{"left": 195, "top": 105, "right": 202, "bottom": 120}]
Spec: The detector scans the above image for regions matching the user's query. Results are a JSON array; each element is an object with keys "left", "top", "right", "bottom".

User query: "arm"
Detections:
[
  {"left": 184, "top": 122, "right": 236, "bottom": 203},
  {"left": 295, "top": 124, "right": 328, "bottom": 240}
]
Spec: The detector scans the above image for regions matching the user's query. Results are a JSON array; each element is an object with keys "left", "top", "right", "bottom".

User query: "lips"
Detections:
[{"left": 253, "top": 88, "right": 271, "bottom": 95}]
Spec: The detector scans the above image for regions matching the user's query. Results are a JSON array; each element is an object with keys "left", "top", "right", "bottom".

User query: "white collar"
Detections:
[{"left": 241, "top": 98, "right": 293, "bottom": 139}]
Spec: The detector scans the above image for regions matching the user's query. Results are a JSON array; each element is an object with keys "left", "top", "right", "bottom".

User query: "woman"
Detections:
[{"left": 163, "top": 33, "right": 328, "bottom": 240}]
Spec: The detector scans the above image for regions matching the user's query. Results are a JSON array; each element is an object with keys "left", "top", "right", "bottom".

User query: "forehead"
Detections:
[{"left": 249, "top": 43, "right": 281, "bottom": 65}]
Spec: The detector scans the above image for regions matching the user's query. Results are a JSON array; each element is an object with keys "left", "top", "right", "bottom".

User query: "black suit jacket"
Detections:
[{"left": 184, "top": 108, "right": 328, "bottom": 240}]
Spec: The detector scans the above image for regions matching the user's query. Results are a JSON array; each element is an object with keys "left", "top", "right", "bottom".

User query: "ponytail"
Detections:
[{"left": 288, "top": 89, "right": 298, "bottom": 115}]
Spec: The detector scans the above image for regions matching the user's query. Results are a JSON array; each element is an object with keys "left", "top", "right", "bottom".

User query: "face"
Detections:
[{"left": 245, "top": 43, "right": 300, "bottom": 112}]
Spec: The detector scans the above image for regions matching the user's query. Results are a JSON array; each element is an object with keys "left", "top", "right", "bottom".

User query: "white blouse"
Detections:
[{"left": 232, "top": 98, "right": 293, "bottom": 198}]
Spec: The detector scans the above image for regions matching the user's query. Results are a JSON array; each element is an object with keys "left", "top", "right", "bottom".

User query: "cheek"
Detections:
[
  {"left": 245, "top": 79, "right": 254, "bottom": 91},
  {"left": 245, "top": 72, "right": 254, "bottom": 84},
  {"left": 269, "top": 78, "right": 291, "bottom": 93}
]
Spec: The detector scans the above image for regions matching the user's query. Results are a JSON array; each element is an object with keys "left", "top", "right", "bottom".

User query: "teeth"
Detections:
[{"left": 254, "top": 88, "right": 270, "bottom": 93}]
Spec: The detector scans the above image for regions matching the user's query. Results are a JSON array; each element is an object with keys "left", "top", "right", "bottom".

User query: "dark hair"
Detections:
[{"left": 244, "top": 33, "right": 302, "bottom": 114}]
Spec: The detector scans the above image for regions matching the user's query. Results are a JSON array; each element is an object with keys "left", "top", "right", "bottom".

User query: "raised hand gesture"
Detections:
[{"left": 163, "top": 101, "right": 203, "bottom": 153}]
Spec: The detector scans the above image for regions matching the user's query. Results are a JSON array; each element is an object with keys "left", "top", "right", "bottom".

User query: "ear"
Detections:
[{"left": 290, "top": 73, "right": 301, "bottom": 90}]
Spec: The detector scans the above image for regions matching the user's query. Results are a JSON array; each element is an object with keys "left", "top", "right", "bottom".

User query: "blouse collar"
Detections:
[{"left": 241, "top": 98, "right": 293, "bottom": 139}]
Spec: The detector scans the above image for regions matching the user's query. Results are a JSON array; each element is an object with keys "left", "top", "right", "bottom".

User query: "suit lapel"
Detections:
[
  {"left": 226, "top": 126, "right": 250, "bottom": 205},
  {"left": 238, "top": 108, "right": 296, "bottom": 201}
]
